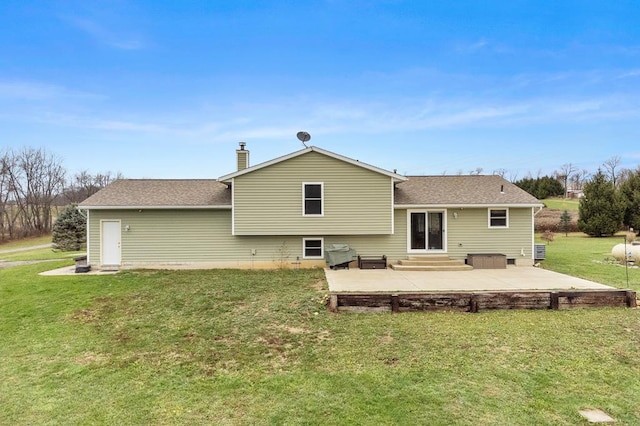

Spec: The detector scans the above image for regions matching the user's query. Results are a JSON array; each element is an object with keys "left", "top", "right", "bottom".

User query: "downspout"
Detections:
[
  {"left": 76, "top": 206, "right": 89, "bottom": 264},
  {"left": 532, "top": 205, "right": 544, "bottom": 265}
]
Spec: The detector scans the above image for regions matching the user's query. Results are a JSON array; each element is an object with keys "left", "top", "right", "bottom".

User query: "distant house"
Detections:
[{"left": 79, "top": 144, "right": 542, "bottom": 269}]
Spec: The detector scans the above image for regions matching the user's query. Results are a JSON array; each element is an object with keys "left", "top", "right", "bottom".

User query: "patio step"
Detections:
[
  {"left": 398, "top": 259, "right": 465, "bottom": 267},
  {"left": 391, "top": 264, "right": 473, "bottom": 272},
  {"left": 407, "top": 255, "right": 451, "bottom": 261},
  {"left": 391, "top": 255, "right": 473, "bottom": 271}
]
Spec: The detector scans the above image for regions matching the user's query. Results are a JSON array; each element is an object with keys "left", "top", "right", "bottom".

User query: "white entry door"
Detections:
[{"left": 101, "top": 220, "right": 121, "bottom": 266}]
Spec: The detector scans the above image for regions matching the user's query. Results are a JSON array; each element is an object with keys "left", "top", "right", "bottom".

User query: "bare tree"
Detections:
[
  {"left": 602, "top": 155, "right": 622, "bottom": 187},
  {"left": 555, "top": 163, "right": 577, "bottom": 198},
  {"left": 492, "top": 168, "right": 507, "bottom": 178},
  {"left": 469, "top": 167, "right": 484, "bottom": 175},
  {"left": 570, "top": 169, "right": 591, "bottom": 192},
  {"left": 2, "top": 148, "right": 66, "bottom": 238},
  {"left": 0, "top": 151, "right": 11, "bottom": 240},
  {"left": 64, "top": 170, "right": 123, "bottom": 203},
  {"left": 0, "top": 147, "right": 123, "bottom": 240},
  {"left": 617, "top": 167, "right": 634, "bottom": 187}
]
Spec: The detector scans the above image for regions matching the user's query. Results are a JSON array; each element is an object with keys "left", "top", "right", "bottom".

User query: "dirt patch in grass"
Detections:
[
  {"left": 378, "top": 332, "right": 394, "bottom": 345},
  {"left": 74, "top": 352, "right": 108, "bottom": 365},
  {"left": 68, "top": 308, "right": 100, "bottom": 323},
  {"left": 311, "top": 279, "right": 327, "bottom": 292}
]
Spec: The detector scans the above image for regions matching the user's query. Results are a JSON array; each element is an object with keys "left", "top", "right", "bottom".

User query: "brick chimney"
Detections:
[{"left": 236, "top": 142, "right": 249, "bottom": 171}]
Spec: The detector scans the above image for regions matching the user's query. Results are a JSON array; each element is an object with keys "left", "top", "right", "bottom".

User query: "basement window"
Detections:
[
  {"left": 303, "top": 183, "right": 323, "bottom": 216},
  {"left": 303, "top": 238, "right": 324, "bottom": 259},
  {"left": 489, "top": 208, "right": 509, "bottom": 228}
]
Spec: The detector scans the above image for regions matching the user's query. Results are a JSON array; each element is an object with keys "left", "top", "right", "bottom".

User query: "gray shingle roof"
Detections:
[
  {"left": 395, "top": 175, "right": 541, "bottom": 206},
  {"left": 79, "top": 179, "right": 231, "bottom": 208}
]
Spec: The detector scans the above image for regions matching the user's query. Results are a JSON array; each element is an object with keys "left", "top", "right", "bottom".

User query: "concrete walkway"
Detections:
[
  {"left": 325, "top": 266, "right": 614, "bottom": 293},
  {"left": 39, "top": 265, "right": 118, "bottom": 276}
]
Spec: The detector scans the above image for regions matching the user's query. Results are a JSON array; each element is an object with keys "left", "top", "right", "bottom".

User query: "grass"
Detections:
[
  {"left": 0, "top": 234, "right": 52, "bottom": 250},
  {"left": 538, "top": 232, "right": 640, "bottom": 291},
  {"left": 542, "top": 197, "right": 580, "bottom": 211},
  {"left": 0, "top": 247, "right": 84, "bottom": 262},
  {"left": 0, "top": 233, "right": 84, "bottom": 261},
  {"left": 2, "top": 249, "right": 640, "bottom": 425}
]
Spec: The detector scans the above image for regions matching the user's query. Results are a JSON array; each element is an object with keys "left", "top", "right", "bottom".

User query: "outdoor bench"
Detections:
[{"left": 358, "top": 255, "right": 387, "bottom": 269}]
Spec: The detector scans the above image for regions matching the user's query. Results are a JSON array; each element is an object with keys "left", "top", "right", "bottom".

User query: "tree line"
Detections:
[
  {"left": 512, "top": 156, "right": 626, "bottom": 199},
  {"left": 0, "top": 147, "right": 121, "bottom": 241},
  {"left": 511, "top": 155, "right": 640, "bottom": 237}
]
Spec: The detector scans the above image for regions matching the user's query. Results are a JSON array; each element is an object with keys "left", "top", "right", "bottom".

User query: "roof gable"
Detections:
[
  {"left": 395, "top": 175, "right": 542, "bottom": 206},
  {"left": 218, "top": 146, "right": 407, "bottom": 183}
]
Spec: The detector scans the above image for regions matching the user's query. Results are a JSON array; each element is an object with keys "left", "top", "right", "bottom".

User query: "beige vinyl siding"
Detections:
[
  {"left": 88, "top": 208, "right": 408, "bottom": 267},
  {"left": 233, "top": 151, "right": 393, "bottom": 235},
  {"left": 324, "top": 210, "right": 407, "bottom": 260},
  {"left": 446, "top": 208, "right": 533, "bottom": 260},
  {"left": 86, "top": 206, "right": 533, "bottom": 268}
]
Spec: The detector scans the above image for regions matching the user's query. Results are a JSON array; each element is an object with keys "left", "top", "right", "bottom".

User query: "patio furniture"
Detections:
[
  {"left": 74, "top": 255, "right": 91, "bottom": 273},
  {"left": 358, "top": 255, "right": 387, "bottom": 269},
  {"left": 325, "top": 244, "right": 357, "bottom": 270},
  {"left": 467, "top": 253, "right": 506, "bottom": 269}
]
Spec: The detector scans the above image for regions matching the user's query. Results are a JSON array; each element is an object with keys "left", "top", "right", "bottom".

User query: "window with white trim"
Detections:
[
  {"left": 303, "top": 183, "right": 323, "bottom": 216},
  {"left": 489, "top": 208, "right": 509, "bottom": 228},
  {"left": 303, "top": 238, "right": 324, "bottom": 259}
]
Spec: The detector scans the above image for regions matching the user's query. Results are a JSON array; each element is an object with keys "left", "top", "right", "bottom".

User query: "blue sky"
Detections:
[{"left": 1, "top": 1, "right": 639, "bottom": 180}]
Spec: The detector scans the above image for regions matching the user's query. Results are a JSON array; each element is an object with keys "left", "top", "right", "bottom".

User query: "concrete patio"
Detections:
[
  {"left": 325, "top": 266, "right": 614, "bottom": 293},
  {"left": 325, "top": 266, "right": 637, "bottom": 313}
]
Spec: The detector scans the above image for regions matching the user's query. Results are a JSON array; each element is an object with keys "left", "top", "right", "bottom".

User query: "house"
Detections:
[{"left": 78, "top": 144, "right": 543, "bottom": 270}]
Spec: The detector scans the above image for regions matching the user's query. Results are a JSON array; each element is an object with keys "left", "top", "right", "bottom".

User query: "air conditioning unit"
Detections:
[{"left": 535, "top": 244, "right": 546, "bottom": 261}]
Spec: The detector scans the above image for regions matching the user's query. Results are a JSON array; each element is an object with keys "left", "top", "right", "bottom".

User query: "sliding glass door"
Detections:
[{"left": 408, "top": 210, "right": 446, "bottom": 252}]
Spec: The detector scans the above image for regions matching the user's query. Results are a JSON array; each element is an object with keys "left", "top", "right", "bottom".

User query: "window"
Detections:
[
  {"left": 303, "top": 238, "right": 324, "bottom": 259},
  {"left": 489, "top": 208, "right": 509, "bottom": 228},
  {"left": 303, "top": 183, "right": 323, "bottom": 216}
]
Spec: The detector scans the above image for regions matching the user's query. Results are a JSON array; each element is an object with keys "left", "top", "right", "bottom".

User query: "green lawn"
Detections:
[
  {"left": 542, "top": 197, "right": 580, "bottom": 211},
  {"left": 0, "top": 234, "right": 52, "bottom": 250},
  {"left": 0, "top": 233, "right": 84, "bottom": 261},
  {"left": 1, "top": 239, "right": 640, "bottom": 425},
  {"left": 538, "top": 232, "right": 640, "bottom": 291},
  {"left": 0, "top": 247, "right": 84, "bottom": 262}
]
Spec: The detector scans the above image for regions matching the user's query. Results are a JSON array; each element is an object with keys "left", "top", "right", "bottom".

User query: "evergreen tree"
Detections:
[
  {"left": 558, "top": 210, "right": 572, "bottom": 236},
  {"left": 619, "top": 169, "right": 640, "bottom": 234},
  {"left": 52, "top": 205, "right": 86, "bottom": 251},
  {"left": 578, "top": 171, "right": 624, "bottom": 237}
]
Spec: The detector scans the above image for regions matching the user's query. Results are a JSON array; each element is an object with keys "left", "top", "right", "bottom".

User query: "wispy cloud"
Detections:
[
  {"left": 62, "top": 16, "right": 144, "bottom": 50},
  {"left": 0, "top": 80, "right": 104, "bottom": 101},
  {"left": 616, "top": 69, "right": 640, "bottom": 79},
  {"left": 6, "top": 93, "right": 638, "bottom": 143},
  {"left": 454, "top": 38, "right": 489, "bottom": 53}
]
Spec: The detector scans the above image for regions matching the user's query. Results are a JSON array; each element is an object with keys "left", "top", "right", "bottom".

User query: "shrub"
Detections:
[
  {"left": 52, "top": 205, "right": 86, "bottom": 251},
  {"left": 541, "top": 230, "right": 555, "bottom": 244}
]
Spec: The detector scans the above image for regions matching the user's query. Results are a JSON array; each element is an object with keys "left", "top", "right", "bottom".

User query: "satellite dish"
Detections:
[{"left": 296, "top": 131, "right": 311, "bottom": 147}]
